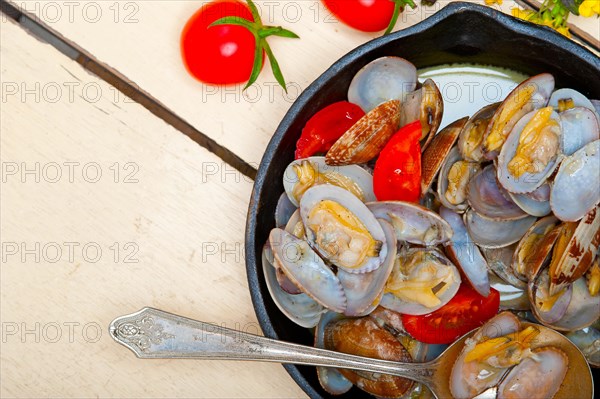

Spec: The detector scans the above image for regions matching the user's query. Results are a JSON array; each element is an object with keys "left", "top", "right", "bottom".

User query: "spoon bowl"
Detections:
[{"left": 110, "top": 308, "right": 593, "bottom": 398}]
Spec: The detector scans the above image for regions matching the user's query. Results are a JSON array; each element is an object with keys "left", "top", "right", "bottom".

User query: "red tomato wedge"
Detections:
[
  {"left": 373, "top": 121, "right": 422, "bottom": 202},
  {"left": 401, "top": 285, "right": 500, "bottom": 344},
  {"left": 295, "top": 101, "right": 365, "bottom": 159}
]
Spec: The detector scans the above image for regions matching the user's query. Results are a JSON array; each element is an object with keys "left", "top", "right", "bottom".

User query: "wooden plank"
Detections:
[
  {"left": 0, "top": 19, "right": 306, "bottom": 398},
  {"left": 10, "top": 0, "right": 590, "bottom": 166}
]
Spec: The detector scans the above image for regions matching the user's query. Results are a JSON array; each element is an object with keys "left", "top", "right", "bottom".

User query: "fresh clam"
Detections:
[
  {"left": 436, "top": 147, "right": 480, "bottom": 212},
  {"left": 511, "top": 215, "right": 559, "bottom": 281},
  {"left": 269, "top": 228, "right": 347, "bottom": 313},
  {"left": 497, "top": 107, "right": 562, "bottom": 194},
  {"left": 421, "top": 117, "right": 467, "bottom": 195},
  {"left": 550, "top": 140, "right": 600, "bottom": 221},
  {"left": 325, "top": 99, "right": 401, "bottom": 166},
  {"left": 483, "top": 73, "right": 555, "bottom": 159},
  {"left": 262, "top": 243, "right": 324, "bottom": 327},
  {"left": 348, "top": 56, "right": 417, "bottom": 113},
  {"left": 566, "top": 327, "right": 600, "bottom": 367},
  {"left": 464, "top": 209, "right": 536, "bottom": 249},
  {"left": 399, "top": 78, "right": 444, "bottom": 149},
  {"left": 440, "top": 206, "right": 490, "bottom": 297},
  {"left": 559, "top": 107, "right": 599, "bottom": 156},
  {"left": 548, "top": 206, "right": 600, "bottom": 295},
  {"left": 300, "top": 185, "right": 387, "bottom": 273},
  {"left": 275, "top": 192, "right": 297, "bottom": 227},
  {"left": 508, "top": 189, "right": 552, "bottom": 217},
  {"left": 283, "top": 156, "right": 375, "bottom": 206},
  {"left": 496, "top": 347, "right": 568, "bottom": 399},
  {"left": 315, "top": 311, "right": 353, "bottom": 395},
  {"left": 381, "top": 248, "right": 461, "bottom": 315},
  {"left": 549, "top": 88, "right": 598, "bottom": 114},
  {"left": 467, "top": 164, "right": 528, "bottom": 220},
  {"left": 481, "top": 244, "right": 526, "bottom": 290},
  {"left": 323, "top": 317, "right": 414, "bottom": 398},
  {"left": 449, "top": 312, "right": 521, "bottom": 398},
  {"left": 337, "top": 219, "right": 396, "bottom": 316},
  {"left": 367, "top": 201, "right": 453, "bottom": 246},
  {"left": 458, "top": 102, "right": 500, "bottom": 162}
]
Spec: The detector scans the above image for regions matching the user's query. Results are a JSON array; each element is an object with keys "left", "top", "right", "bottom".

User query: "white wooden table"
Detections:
[{"left": 1, "top": 1, "right": 598, "bottom": 397}]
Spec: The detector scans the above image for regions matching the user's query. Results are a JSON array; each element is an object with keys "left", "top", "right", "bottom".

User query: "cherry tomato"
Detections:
[
  {"left": 401, "top": 285, "right": 500, "bottom": 344},
  {"left": 373, "top": 121, "right": 422, "bottom": 202},
  {"left": 181, "top": 0, "right": 260, "bottom": 84},
  {"left": 322, "top": 0, "right": 397, "bottom": 32},
  {"left": 295, "top": 101, "right": 365, "bottom": 159}
]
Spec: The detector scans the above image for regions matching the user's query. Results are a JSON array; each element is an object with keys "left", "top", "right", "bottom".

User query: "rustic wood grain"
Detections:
[
  {"left": 4, "top": 0, "right": 544, "bottom": 167},
  {"left": 0, "top": 19, "right": 306, "bottom": 398}
]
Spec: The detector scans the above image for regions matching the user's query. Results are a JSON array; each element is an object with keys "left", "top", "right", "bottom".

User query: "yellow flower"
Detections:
[
  {"left": 579, "top": 0, "right": 600, "bottom": 17},
  {"left": 556, "top": 26, "right": 571, "bottom": 37},
  {"left": 511, "top": 8, "right": 535, "bottom": 21},
  {"left": 485, "top": 0, "right": 503, "bottom": 5}
]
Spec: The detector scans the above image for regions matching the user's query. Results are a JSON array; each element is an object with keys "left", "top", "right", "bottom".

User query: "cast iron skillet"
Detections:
[{"left": 245, "top": 2, "right": 600, "bottom": 398}]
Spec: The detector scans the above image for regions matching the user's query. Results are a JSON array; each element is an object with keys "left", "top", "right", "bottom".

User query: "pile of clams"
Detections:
[{"left": 263, "top": 56, "right": 600, "bottom": 398}]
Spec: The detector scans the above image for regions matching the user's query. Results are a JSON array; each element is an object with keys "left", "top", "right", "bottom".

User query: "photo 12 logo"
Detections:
[{"left": 1, "top": 162, "right": 139, "bottom": 184}]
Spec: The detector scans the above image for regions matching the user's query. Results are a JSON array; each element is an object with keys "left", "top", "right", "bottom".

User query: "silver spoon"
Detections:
[{"left": 110, "top": 307, "right": 593, "bottom": 399}]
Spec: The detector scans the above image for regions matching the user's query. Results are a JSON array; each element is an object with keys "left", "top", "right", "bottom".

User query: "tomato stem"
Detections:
[
  {"left": 384, "top": 0, "right": 417, "bottom": 35},
  {"left": 210, "top": 0, "right": 299, "bottom": 92}
]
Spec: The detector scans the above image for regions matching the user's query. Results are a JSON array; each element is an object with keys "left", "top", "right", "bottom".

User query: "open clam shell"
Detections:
[
  {"left": 337, "top": 219, "right": 396, "bottom": 316},
  {"left": 325, "top": 99, "right": 401, "bottom": 166},
  {"left": 381, "top": 248, "right": 461, "bottom": 315},
  {"left": 458, "top": 102, "right": 500, "bottom": 162},
  {"left": 348, "top": 56, "right": 417, "bottom": 113},
  {"left": 530, "top": 272, "right": 600, "bottom": 332},
  {"left": 300, "top": 185, "right": 387, "bottom": 274},
  {"left": 262, "top": 243, "right": 324, "bottom": 328},
  {"left": 497, "top": 347, "right": 568, "bottom": 399},
  {"left": 559, "top": 107, "right": 600, "bottom": 156},
  {"left": 565, "top": 327, "right": 600, "bottom": 367},
  {"left": 420, "top": 117, "right": 467, "bottom": 195},
  {"left": 283, "top": 156, "right": 375, "bottom": 206},
  {"left": 436, "top": 147, "right": 479, "bottom": 212},
  {"left": 497, "top": 109, "right": 563, "bottom": 194},
  {"left": 269, "top": 228, "right": 347, "bottom": 313},
  {"left": 483, "top": 73, "right": 555, "bottom": 159},
  {"left": 488, "top": 271, "right": 530, "bottom": 310},
  {"left": 464, "top": 209, "right": 536, "bottom": 249},
  {"left": 511, "top": 215, "right": 559, "bottom": 281},
  {"left": 367, "top": 201, "right": 453, "bottom": 245},
  {"left": 467, "top": 164, "right": 529, "bottom": 220},
  {"left": 548, "top": 206, "right": 600, "bottom": 295},
  {"left": 275, "top": 192, "right": 297, "bottom": 227},
  {"left": 550, "top": 140, "right": 600, "bottom": 221},
  {"left": 399, "top": 78, "right": 444, "bottom": 149},
  {"left": 529, "top": 267, "right": 573, "bottom": 325},
  {"left": 450, "top": 312, "right": 520, "bottom": 398},
  {"left": 508, "top": 190, "right": 552, "bottom": 217},
  {"left": 314, "top": 311, "right": 353, "bottom": 395},
  {"left": 440, "top": 206, "right": 490, "bottom": 297},
  {"left": 481, "top": 244, "right": 526, "bottom": 290},
  {"left": 549, "top": 88, "right": 598, "bottom": 115}
]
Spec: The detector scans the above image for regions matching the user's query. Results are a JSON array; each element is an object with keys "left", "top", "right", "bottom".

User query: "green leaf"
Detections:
[
  {"left": 245, "top": 0, "right": 263, "bottom": 25},
  {"left": 270, "top": 28, "right": 300, "bottom": 39},
  {"left": 210, "top": 16, "right": 256, "bottom": 31},
  {"left": 263, "top": 41, "right": 287, "bottom": 92},
  {"left": 244, "top": 36, "right": 264, "bottom": 91}
]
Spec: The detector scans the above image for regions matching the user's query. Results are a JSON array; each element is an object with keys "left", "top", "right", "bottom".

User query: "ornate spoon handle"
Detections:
[{"left": 110, "top": 307, "right": 436, "bottom": 385}]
